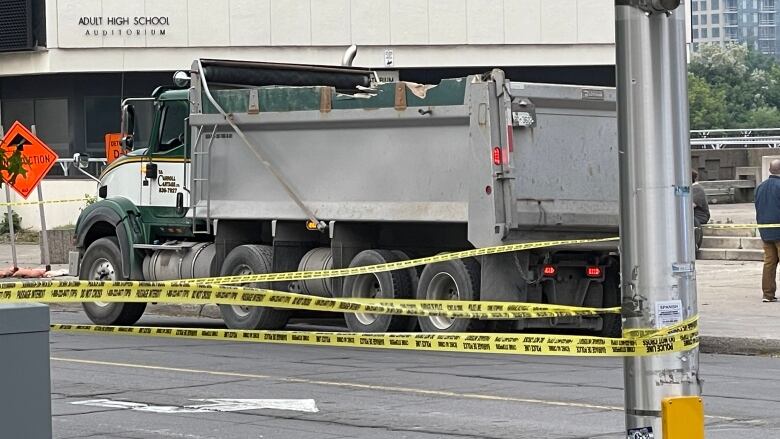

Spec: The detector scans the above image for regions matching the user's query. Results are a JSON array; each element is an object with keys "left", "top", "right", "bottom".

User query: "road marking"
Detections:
[
  {"left": 52, "top": 357, "right": 736, "bottom": 422},
  {"left": 71, "top": 398, "right": 319, "bottom": 414}
]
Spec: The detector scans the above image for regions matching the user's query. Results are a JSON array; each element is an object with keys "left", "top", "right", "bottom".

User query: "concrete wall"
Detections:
[
  {"left": 691, "top": 148, "right": 778, "bottom": 182},
  {"left": 4, "top": 179, "right": 98, "bottom": 231}
]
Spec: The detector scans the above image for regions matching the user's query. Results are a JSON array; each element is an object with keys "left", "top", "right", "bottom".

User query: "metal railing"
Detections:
[
  {"left": 54, "top": 157, "right": 107, "bottom": 181},
  {"left": 691, "top": 128, "right": 780, "bottom": 149}
]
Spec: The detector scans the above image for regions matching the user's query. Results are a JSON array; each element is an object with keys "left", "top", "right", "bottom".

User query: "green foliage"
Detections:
[
  {"left": 688, "top": 73, "right": 727, "bottom": 130},
  {"left": 0, "top": 211, "right": 21, "bottom": 235},
  {"left": 689, "top": 43, "right": 780, "bottom": 129}
]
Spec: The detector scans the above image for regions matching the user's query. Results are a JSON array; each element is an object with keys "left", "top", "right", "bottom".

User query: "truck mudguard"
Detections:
[{"left": 75, "top": 198, "right": 146, "bottom": 280}]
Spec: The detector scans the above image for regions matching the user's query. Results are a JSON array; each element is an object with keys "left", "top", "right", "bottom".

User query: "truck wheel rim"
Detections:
[
  {"left": 89, "top": 258, "right": 116, "bottom": 307},
  {"left": 427, "top": 272, "right": 459, "bottom": 330},
  {"left": 230, "top": 265, "right": 254, "bottom": 318},
  {"left": 353, "top": 273, "right": 382, "bottom": 326}
]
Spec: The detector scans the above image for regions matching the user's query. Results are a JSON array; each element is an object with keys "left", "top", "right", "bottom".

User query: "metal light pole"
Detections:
[{"left": 615, "top": 1, "right": 702, "bottom": 438}]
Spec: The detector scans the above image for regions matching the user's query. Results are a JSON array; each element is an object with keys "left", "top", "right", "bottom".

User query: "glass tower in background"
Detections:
[{"left": 691, "top": 0, "right": 779, "bottom": 56}]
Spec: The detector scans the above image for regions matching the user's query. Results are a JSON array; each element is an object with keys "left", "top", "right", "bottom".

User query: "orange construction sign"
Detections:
[
  {"left": 104, "top": 133, "right": 125, "bottom": 164},
  {"left": 0, "top": 121, "right": 59, "bottom": 198}
]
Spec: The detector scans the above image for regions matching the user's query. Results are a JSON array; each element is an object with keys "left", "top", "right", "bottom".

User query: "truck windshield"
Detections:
[{"left": 157, "top": 100, "right": 188, "bottom": 152}]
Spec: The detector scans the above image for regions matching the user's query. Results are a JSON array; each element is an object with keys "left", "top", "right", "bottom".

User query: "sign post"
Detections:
[
  {"left": 31, "top": 126, "right": 51, "bottom": 271},
  {"left": 0, "top": 126, "right": 18, "bottom": 271},
  {"left": 615, "top": 1, "right": 702, "bottom": 438},
  {"left": 0, "top": 121, "right": 59, "bottom": 271}
]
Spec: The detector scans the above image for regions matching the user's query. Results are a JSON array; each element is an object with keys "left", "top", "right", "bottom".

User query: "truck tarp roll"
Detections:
[{"left": 202, "top": 66, "right": 372, "bottom": 90}]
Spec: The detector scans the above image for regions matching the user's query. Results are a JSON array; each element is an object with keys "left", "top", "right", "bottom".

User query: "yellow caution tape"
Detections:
[
  {"left": 0, "top": 280, "right": 619, "bottom": 320},
  {"left": 50, "top": 317, "right": 699, "bottom": 357},
  {"left": 703, "top": 223, "right": 778, "bottom": 230},
  {"left": 0, "top": 197, "right": 89, "bottom": 207},
  {"left": 173, "top": 237, "right": 621, "bottom": 286}
]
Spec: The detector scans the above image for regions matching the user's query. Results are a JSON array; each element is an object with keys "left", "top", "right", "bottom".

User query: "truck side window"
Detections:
[{"left": 157, "top": 100, "right": 188, "bottom": 153}]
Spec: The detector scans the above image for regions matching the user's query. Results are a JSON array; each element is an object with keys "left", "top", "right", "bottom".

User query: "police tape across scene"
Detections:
[
  {"left": 51, "top": 317, "right": 699, "bottom": 358},
  {"left": 0, "top": 280, "right": 619, "bottom": 320}
]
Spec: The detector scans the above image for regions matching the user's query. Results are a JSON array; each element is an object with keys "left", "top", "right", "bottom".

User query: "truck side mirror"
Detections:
[
  {"left": 73, "top": 153, "right": 90, "bottom": 169},
  {"left": 120, "top": 103, "right": 136, "bottom": 149}
]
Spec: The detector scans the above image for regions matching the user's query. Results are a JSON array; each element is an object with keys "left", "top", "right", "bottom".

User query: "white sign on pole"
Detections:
[{"left": 654, "top": 300, "right": 683, "bottom": 329}]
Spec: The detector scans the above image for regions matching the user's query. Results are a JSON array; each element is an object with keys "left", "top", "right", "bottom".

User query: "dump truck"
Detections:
[{"left": 73, "top": 59, "right": 620, "bottom": 335}]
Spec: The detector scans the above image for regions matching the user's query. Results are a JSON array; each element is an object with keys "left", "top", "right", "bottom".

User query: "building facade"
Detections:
[{"left": 691, "top": 0, "right": 780, "bottom": 56}]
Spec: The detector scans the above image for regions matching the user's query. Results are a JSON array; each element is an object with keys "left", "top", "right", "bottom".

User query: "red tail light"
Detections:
[
  {"left": 492, "top": 147, "right": 502, "bottom": 165},
  {"left": 542, "top": 265, "right": 557, "bottom": 277},
  {"left": 586, "top": 266, "right": 603, "bottom": 278}
]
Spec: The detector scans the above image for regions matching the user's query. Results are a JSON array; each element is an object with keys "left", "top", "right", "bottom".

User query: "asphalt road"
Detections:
[{"left": 50, "top": 309, "right": 779, "bottom": 439}]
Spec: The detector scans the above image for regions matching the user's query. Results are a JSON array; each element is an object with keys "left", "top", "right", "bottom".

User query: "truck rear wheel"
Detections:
[
  {"left": 218, "top": 245, "right": 291, "bottom": 330},
  {"left": 417, "top": 258, "right": 482, "bottom": 332},
  {"left": 343, "top": 250, "right": 416, "bottom": 333},
  {"left": 80, "top": 237, "right": 146, "bottom": 325}
]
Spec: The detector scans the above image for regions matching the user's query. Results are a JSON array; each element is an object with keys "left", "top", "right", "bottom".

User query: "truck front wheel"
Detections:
[
  {"left": 417, "top": 258, "right": 483, "bottom": 332},
  {"left": 80, "top": 237, "right": 147, "bottom": 325},
  {"left": 218, "top": 245, "right": 291, "bottom": 330}
]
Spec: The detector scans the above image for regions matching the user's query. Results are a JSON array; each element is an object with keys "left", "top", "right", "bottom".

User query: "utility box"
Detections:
[{"left": 0, "top": 303, "right": 52, "bottom": 438}]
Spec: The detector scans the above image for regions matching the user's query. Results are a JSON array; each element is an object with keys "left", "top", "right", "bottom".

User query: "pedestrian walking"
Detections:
[
  {"left": 692, "top": 170, "right": 710, "bottom": 251},
  {"left": 754, "top": 159, "right": 780, "bottom": 303}
]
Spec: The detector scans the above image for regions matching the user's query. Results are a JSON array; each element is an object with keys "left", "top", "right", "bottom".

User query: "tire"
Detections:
[
  {"left": 391, "top": 250, "right": 420, "bottom": 331},
  {"left": 417, "top": 258, "right": 482, "bottom": 333},
  {"left": 80, "top": 237, "right": 146, "bottom": 325},
  {"left": 218, "top": 245, "right": 291, "bottom": 330},
  {"left": 343, "top": 250, "right": 416, "bottom": 333},
  {"left": 598, "top": 266, "right": 622, "bottom": 338}
]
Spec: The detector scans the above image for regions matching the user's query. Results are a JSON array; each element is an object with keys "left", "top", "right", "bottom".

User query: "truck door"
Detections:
[{"left": 140, "top": 100, "right": 190, "bottom": 211}]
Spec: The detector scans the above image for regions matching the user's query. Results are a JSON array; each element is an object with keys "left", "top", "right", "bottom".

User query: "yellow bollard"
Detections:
[{"left": 662, "top": 396, "right": 704, "bottom": 439}]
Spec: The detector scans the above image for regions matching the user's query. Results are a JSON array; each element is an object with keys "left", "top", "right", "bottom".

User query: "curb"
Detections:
[{"left": 700, "top": 335, "right": 780, "bottom": 356}]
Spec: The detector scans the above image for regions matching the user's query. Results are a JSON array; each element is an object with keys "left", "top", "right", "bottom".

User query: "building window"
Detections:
[
  {"left": 693, "top": 28, "right": 700, "bottom": 38},
  {"left": 712, "top": 13, "right": 720, "bottom": 23},
  {"left": 84, "top": 96, "right": 154, "bottom": 157},
  {"left": 693, "top": 1, "right": 699, "bottom": 11},
  {"left": 693, "top": 15, "right": 699, "bottom": 25},
  {"left": 702, "top": 14, "right": 709, "bottom": 24},
  {"left": 702, "top": 28, "right": 709, "bottom": 38},
  {"left": 712, "top": 0, "right": 720, "bottom": 8},
  {"left": 713, "top": 27, "right": 721, "bottom": 37},
  {"left": 84, "top": 96, "right": 121, "bottom": 156},
  {"left": 1, "top": 98, "right": 69, "bottom": 158}
]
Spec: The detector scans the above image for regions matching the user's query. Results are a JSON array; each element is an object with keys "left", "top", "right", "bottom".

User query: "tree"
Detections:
[
  {"left": 688, "top": 73, "right": 728, "bottom": 130},
  {"left": 688, "top": 43, "right": 780, "bottom": 129},
  {"left": 740, "top": 106, "right": 780, "bottom": 128}
]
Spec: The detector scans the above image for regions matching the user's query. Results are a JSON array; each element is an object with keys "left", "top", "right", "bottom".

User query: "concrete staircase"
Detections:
[{"left": 698, "top": 227, "right": 763, "bottom": 261}]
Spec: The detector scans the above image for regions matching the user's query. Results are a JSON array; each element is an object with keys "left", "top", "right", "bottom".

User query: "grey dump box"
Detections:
[{"left": 189, "top": 66, "right": 618, "bottom": 249}]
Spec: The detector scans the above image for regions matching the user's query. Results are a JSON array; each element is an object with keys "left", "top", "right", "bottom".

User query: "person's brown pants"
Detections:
[{"left": 762, "top": 241, "right": 780, "bottom": 300}]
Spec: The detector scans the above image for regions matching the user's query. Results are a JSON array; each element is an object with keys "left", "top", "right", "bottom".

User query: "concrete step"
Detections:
[
  {"left": 703, "top": 226, "right": 756, "bottom": 238},
  {"left": 701, "top": 236, "right": 764, "bottom": 250},
  {"left": 697, "top": 248, "right": 763, "bottom": 261}
]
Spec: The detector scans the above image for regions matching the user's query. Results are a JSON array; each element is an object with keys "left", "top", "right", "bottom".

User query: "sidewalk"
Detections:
[
  {"left": 2, "top": 243, "right": 778, "bottom": 355},
  {"left": 697, "top": 260, "right": 780, "bottom": 354}
]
